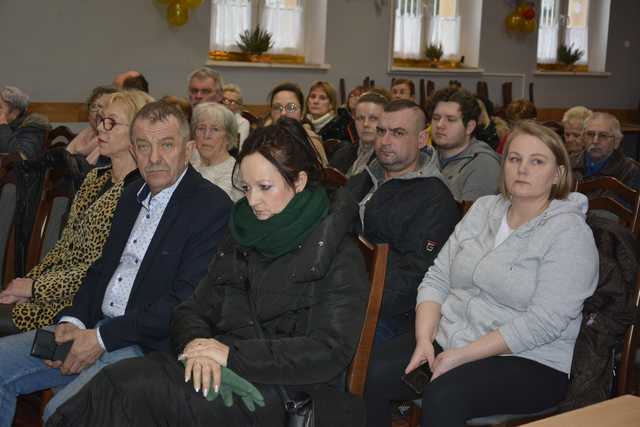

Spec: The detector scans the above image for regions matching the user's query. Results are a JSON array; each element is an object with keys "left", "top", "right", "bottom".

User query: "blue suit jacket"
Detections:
[{"left": 57, "top": 165, "right": 232, "bottom": 352}]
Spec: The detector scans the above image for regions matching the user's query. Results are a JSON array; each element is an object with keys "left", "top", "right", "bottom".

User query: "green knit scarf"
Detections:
[{"left": 230, "top": 187, "right": 329, "bottom": 258}]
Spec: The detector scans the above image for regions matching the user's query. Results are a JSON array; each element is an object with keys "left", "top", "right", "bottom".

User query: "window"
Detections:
[
  {"left": 209, "top": 0, "right": 327, "bottom": 65},
  {"left": 393, "top": 0, "right": 460, "bottom": 60},
  {"left": 537, "top": 0, "right": 589, "bottom": 66},
  {"left": 390, "top": 0, "right": 483, "bottom": 70}
]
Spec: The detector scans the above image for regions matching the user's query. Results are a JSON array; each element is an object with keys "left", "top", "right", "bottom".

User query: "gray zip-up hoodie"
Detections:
[
  {"left": 438, "top": 139, "right": 501, "bottom": 201},
  {"left": 417, "top": 193, "right": 599, "bottom": 374}
]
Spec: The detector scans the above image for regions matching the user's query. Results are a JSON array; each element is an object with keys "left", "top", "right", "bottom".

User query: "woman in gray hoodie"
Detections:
[{"left": 364, "top": 121, "right": 599, "bottom": 427}]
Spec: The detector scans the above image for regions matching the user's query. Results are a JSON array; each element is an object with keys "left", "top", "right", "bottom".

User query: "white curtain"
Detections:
[
  {"left": 565, "top": 27, "right": 588, "bottom": 64},
  {"left": 394, "top": 0, "right": 423, "bottom": 59},
  {"left": 261, "top": 0, "right": 304, "bottom": 54},
  {"left": 537, "top": 0, "right": 559, "bottom": 63},
  {"left": 429, "top": 15, "right": 461, "bottom": 59},
  {"left": 210, "top": 0, "right": 252, "bottom": 52}
]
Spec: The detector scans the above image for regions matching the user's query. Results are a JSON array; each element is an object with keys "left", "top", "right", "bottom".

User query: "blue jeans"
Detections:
[{"left": 0, "top": 326, "right": 143, "bottom": 426}]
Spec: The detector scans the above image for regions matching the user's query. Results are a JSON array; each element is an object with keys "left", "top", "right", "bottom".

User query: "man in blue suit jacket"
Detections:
[{"left": 0, "top": 102, "right": 232, "bottom": 426}]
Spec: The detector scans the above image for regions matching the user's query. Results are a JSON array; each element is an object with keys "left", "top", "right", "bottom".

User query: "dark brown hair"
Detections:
[
  {"left": 391, "top": 79, "right": 416, "bottom": 96},
  {"left": 426, "top": 87, "right": 481, "bottom": 130}
]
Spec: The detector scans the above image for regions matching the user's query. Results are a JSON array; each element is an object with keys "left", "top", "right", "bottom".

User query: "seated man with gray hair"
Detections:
[
  {"left": 562, "top": 106, "right": 593, "bottom": 158},
  {"left": 187, "top": 67, "right": 224, "bottom": 106},
  {"left": 0, "top": 86, "right": 50, "bottom": 160},
  {"left": 573, "top": 112, "right": 640, "bottom": 199}
]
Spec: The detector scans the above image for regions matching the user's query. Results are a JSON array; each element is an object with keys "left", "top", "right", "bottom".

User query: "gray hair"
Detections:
[
  {"left": 188, "top": 67, "right": 224, "bottom": 88},
  {"left": 131, "top": 101, "right": 191, "bottom": 144},
  {"left": 587, "top": 112, "right": 624, "bottom": 142},
  {"left": 1, "top": 86, "right": 30, "bottom": 114},
  {"left": 191, "top": 102, "right": 238, "bottom": 150}
]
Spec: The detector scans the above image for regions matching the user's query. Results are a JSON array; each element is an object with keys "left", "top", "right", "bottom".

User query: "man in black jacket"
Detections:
[
  {"left": 0, "top": 86, "right": 50, "bottom": 160},
  {"left": 347, "top": 99, "right": 459, "bottom": 343},
  {"left": 0, "top": 102, "right": 232, "bottom": 426}
]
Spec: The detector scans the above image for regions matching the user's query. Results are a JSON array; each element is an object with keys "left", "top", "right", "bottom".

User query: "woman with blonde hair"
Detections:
[
  {"left": 0, "top": 90, "right": 154, "bottom": 334},
  {"left": 365, "top": 121, "right": 598, "bottom": 426}
]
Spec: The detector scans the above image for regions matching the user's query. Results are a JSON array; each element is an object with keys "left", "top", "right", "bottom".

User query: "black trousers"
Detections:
[
  {"left": 364, "top": 332, "right": 569, "bottom": 427},
  {"left": 0, "top": 303, "right": 20, "bottom": 337}
]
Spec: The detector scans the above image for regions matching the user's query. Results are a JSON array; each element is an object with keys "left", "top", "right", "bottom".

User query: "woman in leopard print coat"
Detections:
[{"left": 0, "top": 90, "right": 153, "bottom": 333}]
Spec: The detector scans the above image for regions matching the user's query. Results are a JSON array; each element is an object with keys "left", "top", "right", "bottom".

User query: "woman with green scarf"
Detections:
[{"left": 48, "top": 117, "right": 370, "bottom": 427}]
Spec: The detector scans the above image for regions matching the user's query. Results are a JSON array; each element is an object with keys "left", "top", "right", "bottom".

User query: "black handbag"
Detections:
[{"left": 246, "top": 291, "right": 315, "bottom": 427}]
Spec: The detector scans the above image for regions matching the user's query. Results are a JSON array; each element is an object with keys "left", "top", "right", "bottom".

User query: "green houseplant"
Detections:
[
  {"left": 557, "top": 43, "right": 584, "bottom": 70},
  {"left": 237, "top": 26, "right": 274, "bottom": 59},
  {"left": 425, "top": 43, "right": 444, "bottom": 62}
]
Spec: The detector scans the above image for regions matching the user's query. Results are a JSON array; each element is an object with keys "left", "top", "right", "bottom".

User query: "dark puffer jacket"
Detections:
[
  {"left": 0, "top": 112, "right": 50, "bottom": 160},
  {"left": 318, "top": 108, "right": 358, "bottom": 174},
  {"left": 559, "top": 214, "right": 638, "bottom": 412}
]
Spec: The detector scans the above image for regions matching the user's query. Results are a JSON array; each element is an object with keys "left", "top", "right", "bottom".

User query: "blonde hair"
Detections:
[
  {"left": 562, "top": 106, "right": 593, "bottom": 126},
  {"left": 105, "top": 90, "right": 155, "bottom": 124},
  {"left": 500, "top": 120, "right": 572, "bottom": 200},
  {"left": 223, "top": 83, "right": 243, "bottom": 105},
  {"left": 306, "top": 81, "right": 338, "bottom": 114}
]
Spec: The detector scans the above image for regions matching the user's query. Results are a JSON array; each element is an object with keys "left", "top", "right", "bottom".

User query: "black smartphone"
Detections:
[
  {"left": 30, "top": 329, "right": 73, "bottom": 361},
  {"left": 401, "top": 363, "right": 432, "bottom": 394}
]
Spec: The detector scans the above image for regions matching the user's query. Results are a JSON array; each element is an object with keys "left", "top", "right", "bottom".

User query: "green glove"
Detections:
[{"left": 180, "top": 361, "right": 265, "bottom": 412}]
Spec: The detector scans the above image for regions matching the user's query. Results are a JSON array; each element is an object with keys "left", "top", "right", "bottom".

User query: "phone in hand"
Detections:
[
  {"left": 30, "top": 329, "right": 73, "bottom": 362},
  {"left": 401, "top": 362, "right": 432, "bottom": 394}
]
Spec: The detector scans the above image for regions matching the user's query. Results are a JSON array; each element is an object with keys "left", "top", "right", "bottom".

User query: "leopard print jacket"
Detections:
[{"left": 12, "top": 167, "right": 130, "bottom": 331}]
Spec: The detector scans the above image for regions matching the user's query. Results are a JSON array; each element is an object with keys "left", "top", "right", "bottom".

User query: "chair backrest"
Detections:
[
  {"left": 458, "top": 200, "right": 474, "bottom": 216},
  {"left": 576, "top": 177, "right": 640, "bottom": 236},
  {"left": 502, "top": 82, "right": 513, "bottom": 109},
  {"left": 0, "top": 183, "right": 17, "bottom": 287},
  {"left": 46, "top": 126, "right": 76, "bottom": 149},
  {"left": 321, "top": 167, "right": 348, "bottom": 188},
  {"left": 346, "top": 236, "right": 389, "bottom": 396},
  {"left": 24, "top": 166, "right": 74, "bottom": 272},
  {"left": 616, "top": 269, "right": 640, "bottom": 396}
]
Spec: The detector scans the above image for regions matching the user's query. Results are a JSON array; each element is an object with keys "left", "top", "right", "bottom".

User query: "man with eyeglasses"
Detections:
[
  {"left": 347, "top": 99, "right": 459, "bottom": 344},
  {"left": 187, "top": 67, "right": 224, "bottom": 106},
  {"left": 428, "top": 87, "right": 501, "bottom": 201},
  {"left": 573, "top": 112, "right": 640, "bottom": 198}
]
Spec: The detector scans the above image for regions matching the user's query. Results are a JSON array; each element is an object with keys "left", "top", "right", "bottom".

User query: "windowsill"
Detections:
[
  {"left": 206, "top": 59, "right": 331, "bottom": 71},
  {"left": 533, "top": 70, "right": 611, "bottom": 77},
  {"left": 389, "top": 66, "right": 484, "bottom": 75}
]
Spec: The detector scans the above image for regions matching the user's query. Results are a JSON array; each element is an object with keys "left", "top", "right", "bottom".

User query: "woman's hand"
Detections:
[
  {"left": 430, "top": 348, "right": 468, "bottom": 381},
  {"left": 0, "top": 278, "right": 34, "bottom": 304},
  {"left": 184, "top": 355, "right": 222, "bottom": 398},
  {"left": 405, "top": 338, "right": 436, "bottom": 374},
  {"left": 180, "top": 338, "right": 230, "bottom": 367}
]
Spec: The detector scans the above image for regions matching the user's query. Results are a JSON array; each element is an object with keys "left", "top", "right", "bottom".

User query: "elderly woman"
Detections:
[
  {"left": 190, "top": 102, "right": 243, "bottom": 202},
  {"left": 305, "top": 81, "right": 357, "bottom": 173},
  {"left": 0, "top": 90, "right": 153, "bottom": 335},
  {"left": 267, "top": 82, "right": 328, "bottom": 166},
  {"left": 66, "top": 85, "right": 118, "bottom": 166},
  {"left": 222, "top": 83, "right": 250, "bottom": 149},
  {"left": 48, "top": 117, "right": 369, "bottom": 426},
  {"left": 365, "top": 121, "right": 599, "bottom": 427},
  {"left": 562, "top": 106, "right": 593, "bottom": 157},
  {"left": 0, "top": 86, "right": 50, "bottom": 160}
]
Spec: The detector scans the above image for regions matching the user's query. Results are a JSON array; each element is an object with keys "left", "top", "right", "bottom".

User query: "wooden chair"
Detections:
[
  {"left": 419, "top": 79, "right": 427, "bottom": 111},
  {"left": 476, "top": 81, "right": 489, "bottom": 102},
  {"left": 458, "top": 200, "right": 474, "bottom": 216},
  {"left": 339, "top": 78, "right": 347, "bottom": 105},
  {"left": 576, "top": 176, "right": 640, "bottom": 236},
  {"left": 502, "top": 82, "right": 513, "bottom": 111},
  {"left": 321, "top": 167, "right": 347, "bottom": 188},
  {"left": 346, "top": 237, "right": 389, "bottom": 396},
  {"left": 528, "top": 82, "right": 535, "bottom": 104},
  {"left": 240, "top": 110, "right": 260, "bottom": 130}
]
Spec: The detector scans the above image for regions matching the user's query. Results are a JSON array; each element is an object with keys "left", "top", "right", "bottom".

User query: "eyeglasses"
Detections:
[
  {"left": 195, "top": 125, "right": 224, "bottom": 137},
  {"left": 376, "top": 126, "right": 407, "bottom": 138},
  {"left": 271, "top": 103, "right": 300, "bottom": 114},
  {"left": 584, "top": 130, "right": 614, "bottom": 142},
  {"left": 88, "top": 103, "right": 104, "bottom": 113},
  {"left": 222, "top": 97, "right": 241, "bottom": 106},
  {"left": 97, "top": 115, "right": 129, "bottom": 131}
]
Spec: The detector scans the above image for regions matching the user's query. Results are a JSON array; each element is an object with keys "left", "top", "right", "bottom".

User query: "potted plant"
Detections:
[
  {"left": 425, "top": 43, "right": 444, "bottom": 67},
  {"left": 237, "top": 26, "right": 274, "bottom": 61},
  {"left": 557, "top": 43, "right": 584, "bottom": 71}
]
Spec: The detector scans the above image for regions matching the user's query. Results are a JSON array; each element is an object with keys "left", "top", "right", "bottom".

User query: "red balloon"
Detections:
[{"left": 522, "top": 8, "right": 536, "bottom": 20}]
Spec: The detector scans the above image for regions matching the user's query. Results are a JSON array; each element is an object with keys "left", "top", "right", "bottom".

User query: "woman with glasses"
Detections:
[
  {"left": 266, "top": 82, "right": 328, "bottom": 166},
  {"left": 222, "top": 84, "right": 250, "bottom": 149},
  {"left": 66, "top": 85, "right": 118, "bottom": 166},
  {"left": 190, "top": 102, "right": 243, "bottom": 202},
  {"left": 0, "top": 90, "right": 153, "bottom": 335}
]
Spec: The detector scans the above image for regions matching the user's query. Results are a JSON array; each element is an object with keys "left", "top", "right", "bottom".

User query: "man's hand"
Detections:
[
  {"left": 0, "top": 278, "right": 34, "bottom": 304},
  {"left": 60, "top": 329, "right": 104, "bottom": 375},
  {"left": 180, "top": 338, "right": 230, "bottom": 367},
  {"left": 54, "top": 322, "right": 78, "bottom": 344}
]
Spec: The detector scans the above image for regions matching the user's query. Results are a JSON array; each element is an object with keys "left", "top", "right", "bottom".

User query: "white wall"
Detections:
[{"left": 0, "top": 0, "right": 638, "bottom": 109}]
